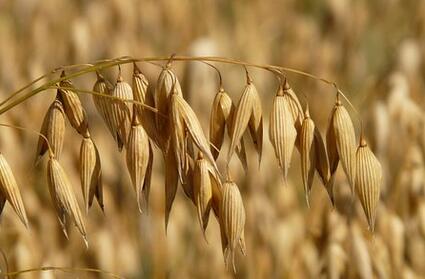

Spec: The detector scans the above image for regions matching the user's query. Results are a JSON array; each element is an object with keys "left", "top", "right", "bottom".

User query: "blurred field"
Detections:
[{"left": 0, "top": 0, "right": 425, "bottom": 278}]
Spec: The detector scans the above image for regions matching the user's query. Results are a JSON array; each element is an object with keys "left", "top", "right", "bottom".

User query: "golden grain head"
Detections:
[
  {"left": 171, "top": 92, "right": 219, "bottom": 176},
  {"left": 193, "top": 152, "right": 213, "bottom": 237},
  {"left": 0, "top": 153, "right": 28, "bottom": 227},
  {"left": 126, "top": 116, "right": 150, "bottom": 213},
  {"left": 47, "top": 157, "right": 87, "bottom": 246},
  {"left": 59, "top": 71, "right": 89, "bottom": 136},
  {"left": 164, "top": 149, "right": 179, "bottom": 232},
  {"left": 355, "top": 136, "right": 382, "bottom": 231},
  {"left": 132, "top": 63, "right": 149, "bottom": 109},
  {"left": 80, "top": 136, "right": 103, "bottom": 213},
  {"left": 269, "top": 86, "right": 297, "bottom": 182},
  {"left": 36, "top": 98, "right": 66, "bottom": 164},
  {"left": 111, "top": 69, "right": 133, "bottom": 150},
  {"left": 220, "top": 179, "right": 246, "bottom": 273},
  {"left": 332, "top": 96, "right": 357, "bottom": 192},
  {"left": 313, "top": 127, "right": 332, "bottom": 202},
  {"left": 209, "top": 88, "right": 233, "bottom": 159},
  {"left": 300, "top": 108, "right": 316, "bottom": 206},
  {"left": 228, "top": 80, "right": 263, "bottom": 166}
]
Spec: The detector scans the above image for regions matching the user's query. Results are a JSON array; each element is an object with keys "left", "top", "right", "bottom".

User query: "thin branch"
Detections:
[{"left": 1, "top": 266, "right": 126, "bottom": 279}]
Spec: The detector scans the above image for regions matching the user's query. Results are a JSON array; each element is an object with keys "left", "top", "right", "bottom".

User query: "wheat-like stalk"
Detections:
[{"left": 0, "top": 55, "right": 382, "bottom": 273}]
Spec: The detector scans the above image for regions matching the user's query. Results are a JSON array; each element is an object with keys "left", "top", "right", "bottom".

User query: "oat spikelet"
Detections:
[
  {"left": 228, "top": 77, "right": 263, "bottom": 166},
  {"left": 36, "top": 98, "right": 65, "bottom": 163},
  {"left": 314, "top": 128, "right": 330, "bottom": 186},
  {"left": 155, "top": 66, "right": 182, "bottom": 149},
  {"left": 269, "top": 85, "right": 297, "bottom": 182},
  {"left": 111, "top": 68, "right": 133, "bottom": 150},
  {"left": 132, "top": 63, "right": 159, "bottom": 147},
  {"left": 59, "top": 71, "right": 89, "bottom": 136},
  {"left": 209, "top": 88, "right": 248, "bottom": 169},
  {"left": 326, "top": 105, "right": 339, "bottom": 204},
  {"left": 300, "top": 107, "right": 316, "bottom": 206},
  {"left": 221, "top": 178, "right": 246, "bottom": 273},
  {"left": 126, "top": 112, "right": 150, "bottom": 213},
  {"left": 193, "top": 152, "right": 221, "bottom": 237},
  {"left": 0, "top": 153, "right": 28, "bottom": 227},
  {"left": 281, "top": 79, "right": 304, "bottom": 148},
  {"left": 164, "top": 149, "right": 178, "bottom": 232},
  {"left": 92, "top": 73, "right": 118, "bottom": 143},
  {"left": 47, "top": 157, "right": 87, "bottom": 245},
  {"left": 355, "top": 134, "right": 382, "bottom": 231},
  {"left": 170, "top": 92, "right": 219, "bottom": 178},
  {"left": 80, "top": 135, "right": 103, "bottom": 213},
  {"left": 333, "top": 95, "right": 357, "bottom": 192}
]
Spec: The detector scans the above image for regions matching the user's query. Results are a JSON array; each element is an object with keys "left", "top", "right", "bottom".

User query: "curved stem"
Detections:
[
  {"left": 1, "top": 266, "right": 126, "bottom": 279},
  {"left": 0, "top": 55, "right": 346, "bottom": 115},
  {"left": 199, "top": 61, "right": 223, "bottom": 90},
  {"left": 0, "top": 123, "right": 53, "bottom": 157}
]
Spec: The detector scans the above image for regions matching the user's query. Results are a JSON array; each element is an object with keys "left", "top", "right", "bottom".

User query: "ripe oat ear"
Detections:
[
  {"left": 228, "top": 77, "right": 263, "bottom": 167},
  {"left": 47, "top": 157, "right": 87, "bottom": 246},
  {"left": 126, "top": 110, "right": 150, "bottom": 213},
  {"left": 36, "top": 98, "right": 66, "bottom": 164},
  {"left": 80, "top": 135, "right": 103, "bottom": 213},
  {"left": 313, "top": 127, "right": 332, "bottom": 202},
  {"left": 355, "top": 134, "right": 382, "bottom": 231},
  {"left": 326, "top": 104, "right": 339, "bottom": 204},
  {"left": 220, "top": 179, "right": 246, "bottom": 273},
  {"left": 164, "top": 149, "right": 178, "bottom": 232},
  {"left": 58, "top": 71, "right": 89, "bottom": 136},
  {"left": 269, "top": 85, "right": 297, "bottom": 183},
  {"left": 300, "top": 107, "right": 316, "bottom": 207},
  {"left": 0, "top": 153, "right": 28, "bottom": 227}
]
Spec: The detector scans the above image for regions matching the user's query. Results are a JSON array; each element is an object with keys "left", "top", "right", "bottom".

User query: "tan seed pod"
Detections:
[
  {"left": 47, "top": 157, "right": 87, "bottom": 245},
  {"left": 228, "top": 79, "right": 263, "bottom": 165},
  {"left": 141, "top": 142, "right": 154, "bottom": 212},
  {"left": 36, "top": 98, "right": 65, "bottom": 163},
  {"left": 111, "top": 69, "right": 133, "bottom": 150},
  {"left": 132, "top": 63, "right": 160, "bottom": 147},
  {"left": 193, "top": 152, "right": 221, "bottom": 237},
  {"left": 164, "top": 149, "right": 178, "bottom": 232},
  {"left": 92, "top": 72, "right": 122, "bottom": 147},
  {"left": 126, "top": 113, "right": 150, "bottom": 213},
  {"left": 170, "top": 92, "right": 219, "bottom": 177},
  {"left": 80, "top": 135, "right": 103, "bottom": 213},
  {"left": 300, "top": 108, "right": 316, "bottom": 206},
  {"left": 155, "top": 67, "right": 182, "bottom": 149},
  {"left": 220, "top": 179, "right": 246, "bottom": 273},
  {"left": 314, "top": 128, "right": 332, "bottom": 203},
  {"left": 59, "top": 71, "right": 89, "bottom": 136},
  {"left": 209, "top": 88, "right": 248, "bottom": 169},
  {"left": 333, "top": 95, "right": 357, "bottom": 192},
  {"left": 0, "top": 153, "right": 28, "bottom": 227},
  {"left": 269, "top": 86, "right": 297, "bottom": 182},
  {"left": 355, "top": 135, "right": 382, "bottom": 231},
  {"left": 326, "top": 105, "right": 339, "bottom": 204}
]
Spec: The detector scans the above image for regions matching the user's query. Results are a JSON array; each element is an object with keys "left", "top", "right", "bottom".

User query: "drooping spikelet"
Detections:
[
  {"left": 47, "top": 156, "right": 87, "bottom": 245},
  {"left": 327, "top": 93, "right": 357, "bottom": 195},
  {"left": 155, "top": 66, "right": 182, "bottom": 149},
  {"left": 269, "top": 85, "right": 297, "bottom": 182},
  {"left": 111, "top": 67, "right": 133, "bottom": 150},
  {"left": 0, "top": 153, "right": 28, "bottom": 227},
  {"left": 193, "top": 151, "right": 221, "bottom": 237},
  {"left": 92, "top": 72, "right": 125, "bottom": 150},
  {"left": 170, "top": 91, "right": 219, "bottom": 182},
  {"left": 36, "top": 98, "right": 65, "bottom": 163},
  {"left": 132, "top": 63, "right": 159, "bottom": 147},
  {"left": 80, "top": 134, "right": 103, "bottom": 213},
  {"left": 209, "top": 88, "right": 247, "bottom": 169},
  {"left": 58, "top": 71, "right": 89, "bottom": 136},
  {"left": 220, "top": 178, "right": 246, "bottom": 273},
  {"left": 228, "top": 75, "right": 263, "bottom": 166},
  {"left": 126, "top": 112, "right": 150, "bottom": 213},
  {"left": 164, "top": 149, "right": 178, "bottom": 232},
  {"left": 300, "top": 107, "right": 316, "bottom": 206},
  {"left": 355, "top": 134, "right": 382, "bottom": 231}
]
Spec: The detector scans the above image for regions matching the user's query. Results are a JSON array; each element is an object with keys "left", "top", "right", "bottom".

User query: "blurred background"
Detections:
[{"left": 0, "top": 0, "right": 425, "bottom": 278}]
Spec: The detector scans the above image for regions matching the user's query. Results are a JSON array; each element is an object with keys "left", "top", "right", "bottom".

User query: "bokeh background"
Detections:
[{"left": 1, "top": 0, "right": 425, "bottom": 278}]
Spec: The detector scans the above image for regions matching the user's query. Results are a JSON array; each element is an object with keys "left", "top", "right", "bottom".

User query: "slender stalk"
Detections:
[
  {"left": 0, "top": 55, "right": 350, "bottom": 115},
  {"left": 1, "top": 266, "right": 126, "bottom": 279}
]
